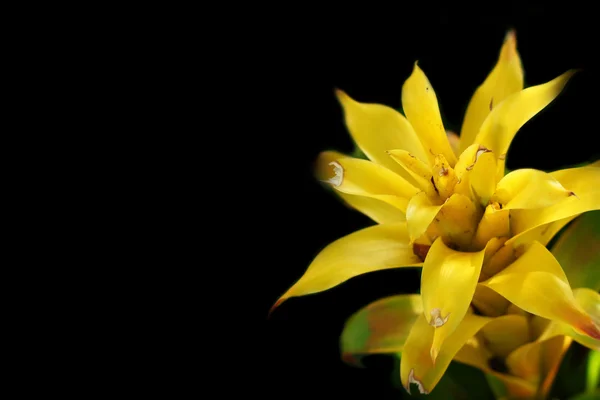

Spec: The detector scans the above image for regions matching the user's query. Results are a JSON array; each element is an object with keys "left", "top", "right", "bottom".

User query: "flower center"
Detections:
[{"left": 409, "top": 145, "right": 511, "bottom": 255}]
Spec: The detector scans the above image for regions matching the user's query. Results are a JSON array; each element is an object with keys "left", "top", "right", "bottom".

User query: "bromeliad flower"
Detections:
[{"left": 270, "top": 31, "right": 600, "bottom": 398}]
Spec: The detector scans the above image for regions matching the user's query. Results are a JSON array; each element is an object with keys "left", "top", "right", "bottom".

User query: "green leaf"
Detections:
[
  {"left": 587, "top": 350, "right": 600, "bottom": 393},
  {"left": 550, "top": 210, "right": 600, "bottom": 291},
  {"left": 340, "top": 294, "right": 422, "bottom": 367},
  {"left": 568, "top": 390, "right": 600, "bottom": 400}
]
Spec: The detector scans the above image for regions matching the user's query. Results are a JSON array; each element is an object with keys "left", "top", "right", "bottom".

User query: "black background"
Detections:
[{"left": 253, "top": 5, "right": 599, "bottom": 399}]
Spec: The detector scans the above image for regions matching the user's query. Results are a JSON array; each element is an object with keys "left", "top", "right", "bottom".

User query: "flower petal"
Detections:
[
  {"left": 539, "top": 337, "right": 574, "bottom": 398},
  {"left": 335, "top": 89, "right": 429, "bottom": 182},
  {"left": 421, "top": 238, "right": 487, "bottom": 361},
  {"left": 470, "top": 151, "right": 497, "bottom": 206},
  {"left": 537, "top": 288, "right": 600, "bottom": 351},
  {"left": 271, "top": 223, "right": 422, "bottom": 312},
  {"left": 473, "top": 203, "right": 510, "bottom": 249},
  {"left": 480, "top": 241, "right": 600, "bottom": 340},
  {"left": 316, "top": 151, "right": 419, "bottom": 214},
  {"left": 340, "top": 294, "right": 423, "bottom": 366},
  {"left": 316, "top": 150, "right": 407, "bottom": 224},
  {"left": 510, "top": 165, "right": 600, "bottom": 237},
  {"left": 453, "top": 324, "right": 538, "bottom": 398},
  {"left": 387, "top": 149, "right": 438, "bottom": 198},
  {"left": 474, "top": 70, "right": 576, "bottom": 173},
  {"left": 453, "top": 144, "right": 497, "bottom": 205},
  {"left": 505, "top": 335, "right": 572, "bottom": 394},
  {"left": 550, "top": 211, "right": 600, "bottom": 291},
  {"left": 472, "top": 284, "right": 510, "bottom": 317},
  {"left": 453, "top": 143, "right": 480, "bottom": 197},
  {"left": 406, "top": 192, "right": 444, "bottom": 243},
  {"left": 432, "top": 154, "right": 459, "bottom": 200},
  {"left": 401, "top": 63, "right": 457, "bottom": 166},
  {"left": 400, "top": 312, "right": 492, "bottom": 394},
  {"left": 492, "top": 168, "right": 574, "bottom": 210},
  {"left": 480, "top": 240, "right": 516, "bottom": 280},
  {"left": 507, "top": 215, "right": 577, "bottom": 250},
  {"left": 459, "top": 30, "right": 524, "bottom": 153},
  {"left": 480, "top": 314, "right": 530, "bottom": 358},
  {"left": 337, "top": 192, "right": 407, "bottom": 224},
  {"left": 435, "top": 193, "right": 481, "bottom": 249}
]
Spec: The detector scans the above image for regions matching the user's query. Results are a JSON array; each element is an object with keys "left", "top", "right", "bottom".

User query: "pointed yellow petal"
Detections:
[
  {"left": 474, "top": 70, "right": 576, "bottom": 165},
  {"left": 492, "top": 168, "right": 575, "bottom": 210},
  {"left": 481, "top": 314, "right": 530, "bottom": 358},
  {"left": 470, "top": 151, "right": 497, "bottom": 206},
  {"left": 507, "top": 215, "right": 576, "bottom": 250},
  {"left": 401, "top": 63, "right": 457, "bottom": 166},
  {"left": 316, "top": 151, "right": 419, "bottom": 213},
  {"left": 387, "top": 149, "right": 438, "bottom": 198},
  {"left": 539, "top": 336, "right": 573, "bottom": 398},
  {"left": 572, "top": 288, "right": 599, "bottom": 316},
  {"left": 406, "top": 192, "right": 444, "bottom": 243},
  {"left": 336, "top": 192, "right": 407, "bottom": 224},
  {"left": 352, "top": 195, "right": 409, "bottom": 224},
  {"left": 400, "top": 312, "right": 492, "bottom": 394},
  {"left": 550, "top": 211, "right": 600, "bottom": 291},
  {"left": 271, "top": 223, "right": 422, "bottom": 311},
  {"left": 538, "top": 288, "right": 600, "bottom": 351},
  {"left": 316, "top": 150, "right": 406, "bottom": 224},
  {"left": 568, "top": 288, "right": 600, "bottom": 351},
  {"left": 459, "top": 30, "right": 524, "bottom": 153},
  {"left": 506, "top": 333, "right": 574, "bottom": 400},
  {"left": 480, "top": 240, "right": 516, "bottom": 280},
  {"left": 340, "top": 294, "right": 423, "bottom": 366},
  {"left": 510, "top": 165, "right": 600, "bottom": 236},
  {"left": 505, "top": 335, "right": 571, "bottom": 390},
  {"left": 453, "top": 144, "right": 480, "bottom": 195},
  {"left": 453, "top": 144, "right": 495, "bottom": 203},
  {"left": 480, "top": 241, "right": 600, "bottom": 340},
  {"left": 453, "top": 323, "right": 538, "bottom": 398},
  {"left": 421, "top": 238, "right": 487, "bottom": 361},
  {"left": 335, "top": 89, "right": 429, "bottom": 182}
]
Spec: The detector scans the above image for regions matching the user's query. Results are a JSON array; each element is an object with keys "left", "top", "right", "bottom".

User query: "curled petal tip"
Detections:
[
  {"left": 500, "top": 29, "right": 518, "bottom": 61},
  {"left": 406, "top": 368, "right": 429, "bottom": 395},
  {"left": 268, "top": 298, "right": 285, "bottom": 318},
  {"left": 504, "top": 28, "right": 517, "bottom": 43},
  {"left": 334, "top": 88, "right": 348, "bottom": 101},
  {"left": 563, "top": 68, "right": 581, "bottom": 80}
]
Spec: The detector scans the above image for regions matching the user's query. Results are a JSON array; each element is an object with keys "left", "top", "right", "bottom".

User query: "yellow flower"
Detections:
[{"left": 270, "top": 31, "right": 600, "bottom": 397}]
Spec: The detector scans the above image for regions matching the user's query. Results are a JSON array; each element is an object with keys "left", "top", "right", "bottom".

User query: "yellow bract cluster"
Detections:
[{"left": 271, "top": 31, "right": 600, "bottom": 398}]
